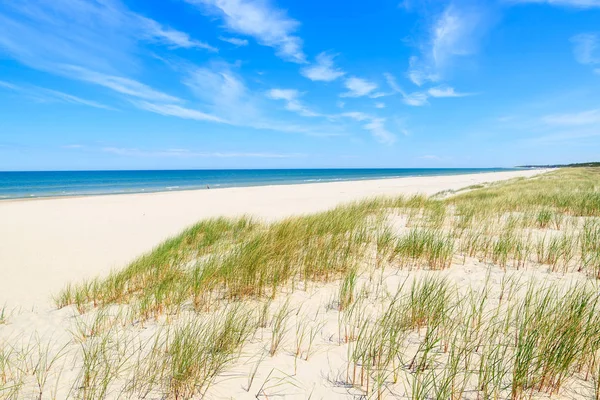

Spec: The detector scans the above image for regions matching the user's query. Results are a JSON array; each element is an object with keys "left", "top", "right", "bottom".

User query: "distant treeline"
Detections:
[{"left": 518, "top": 162, "right": 600, "bottom": 168}]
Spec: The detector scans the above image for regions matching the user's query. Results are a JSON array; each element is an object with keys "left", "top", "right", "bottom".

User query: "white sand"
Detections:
[
  {"left": 4, "top": 167, "right": 596, "bottom": 400},
  {"left": 0, "top": 169, "right": 546, "bottom": 309}
]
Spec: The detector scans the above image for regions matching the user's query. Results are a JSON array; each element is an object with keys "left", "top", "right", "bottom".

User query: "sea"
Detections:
[{"left": 0, "top": 168, "right": 519, "bottom": 200}]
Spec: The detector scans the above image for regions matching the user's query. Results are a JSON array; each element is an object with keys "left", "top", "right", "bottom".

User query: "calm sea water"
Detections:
[{"left": 0, "top": 169, "right": 518, "bottom": 199}]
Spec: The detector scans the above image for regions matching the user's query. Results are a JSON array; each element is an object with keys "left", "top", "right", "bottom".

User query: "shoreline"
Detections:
[
  {"left": 0, "top": 167, "right": 537, "bottom": 202},
  {"left": 0, "top": 168, "right": 548, "bottom": 309}
]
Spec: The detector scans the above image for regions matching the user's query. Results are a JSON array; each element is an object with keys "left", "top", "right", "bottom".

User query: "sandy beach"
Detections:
[
  {"left": 0, "top": 169, "right": 545, "bottom": 309},
  {"left": 4, "top": 167, "right": 600, "bottom": 400}
]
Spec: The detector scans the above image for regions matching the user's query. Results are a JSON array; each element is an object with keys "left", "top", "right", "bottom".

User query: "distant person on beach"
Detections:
[{"left": 206, "top": 185, "right": 210, "bottom": 189}]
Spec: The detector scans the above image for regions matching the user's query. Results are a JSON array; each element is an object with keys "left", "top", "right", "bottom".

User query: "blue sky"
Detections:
[{"left": 0, "top": 0, "right": 599, "bottom": 170}]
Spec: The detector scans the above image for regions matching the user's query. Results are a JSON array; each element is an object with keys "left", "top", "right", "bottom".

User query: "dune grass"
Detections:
[
  {"left": 4, "top": 167, "right": 600, "bottom": 399},
  {"left": 52, "top": 168, "right": 600, "bottom": 314},
  {"left": 448, "top": 167, "right": 600, "bottom": 216},
  {"left": 55, "top": 200, "right": 383, "bottom": 322}
]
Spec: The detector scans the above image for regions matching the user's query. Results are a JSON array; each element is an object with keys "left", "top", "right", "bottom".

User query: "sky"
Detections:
[{"left": 0, "top": 0, "right": 599, "bottom": 170}]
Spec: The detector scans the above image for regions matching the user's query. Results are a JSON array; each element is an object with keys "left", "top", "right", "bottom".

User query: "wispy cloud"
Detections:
[
  {"left": 383, "top": 73, "right": 403, "bottom": 93},
  {"left": 407, "top": 57, "right": 439, "bottom": 86},
  {"left": 384, "top": 72, "right": 470, "bottom": 105},
  {"left": 369, "top": 92, "right": 392, "bottom": 99},
  {"left": 101, "top": 147, "right": 305, "bottom": 158},
  {"left": 183, "top": 62, "right": 260, "bottom": 123},
  {"left": 510, "top": 0, "right": 600, "bottom": 8},
  {"left": 375, "top": 102, "right": 385, "bottom": 109},
  {"left": 404, "top": 92, "right": 429, "bottom": 106},
  {"left": 37, "top": 88, "right": 115, "bottom": 110},
  {"left": 267, "top": 88, "right": 320, "bottom": 117},
  {"left": 342, "top": 112, "right": 396, "bottom": 144},
  {"left": 65, "top": 66, "right": 181, "bottom": 103},
  {"left": 188, "top": 0, "right": 305, "bottom": 62},
  {"left": 301, "top": 52, "right": 345, "bottom": 82},
  {"left": 432, "top": 5, "right": 482, "bottom": 67},
  {"left": 0, "top": 1, "right": 403, "bottom": 147},
  {"left": 340, "top": 77, "right": 378, "bottom": 97},
  {"left": 0, "top": 0, "right": 205, "bottom": 110},
  {"left": 571, "top": 33, "right": 600, "bottom": 69},
  {"left": 428, "top": 85, "right": 473, "bottom": 97},
  {"left": 218, "top": 36, "right": 249, "bottom": 46},
  {"left": 0, "top": 1, "right": 215, "bottom": 73},
  {"left": 542, "top": 109, "right": 600, "bottom": 126},
  {"left": 133, "top": 101, "right": 226, "bottom": 122},
  {"left": 418, "top": 154, "right": 442, "bottom": 160},
  {"left": 384, "top": 73, "right": 429, "bottom": 106},
  {"left": 0, "top": 80, "right": 114, "bottom": 110},
  {"left": 179, "top": 62, "right": 343, "bottom": 137},
  {"left": 0, "top": 81, "right": 19, "bottom": 90},
  {"left": 341, "top": 112, "right": 371, "bottom": 121},
  {"left": 407, "top": 3, "right": 491, "bottom": 85},
  {"left": 363, "top": 118, "right": 397, "bottom": 144},
  {"left": 139, "top": 17, "right": 217, "bottom": 51},
  {"left": 527, "top": 129, "right": 600, "bottom": 145}
]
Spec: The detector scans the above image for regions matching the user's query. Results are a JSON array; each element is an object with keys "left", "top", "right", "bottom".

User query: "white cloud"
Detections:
[
  {"left": 0, "top": 80, "right": 19, "bottom": 90},
  {"left": 407, "top": 70, "right": 424, "bottom": 86},
  {"left": 341, "top": 111, "right": 371, "bottom": 121},
  {"left": 369, "top": 92, "right": 391, "bottom": 99},
  {"left": 527, "top": 129, "right": 600, "bottom": 145},
  {"left": 267, "top": 88, "right": 320, "bottom": 117},
  {"left": 571, "top": 33, "right": 600, "bottom": 66},
  {"left": 0, "top": 0, "right": 210, "bottom": 109},
  {"left": 133, "top": 101, "right": 226, "bottom": 123},
  {"left": 101, "top": 147, "right": 304, "bottom": 158},
  {"left": 432, "top": 5, "right": 477, "bottom": 67},
  {"left": 542, "top": 109, "right": 600, "bottom": 126},
  {"left": 407, "top": 57, "right": 439, "bottom": 86},
  {"left": 38, "top": 88, "right": 115, "bottom": 110},
  {"left": 385, "top": 73, "right": 469, "bottom": 105},
  {"left": 341, "top": 112, "right": 396, "bottom": 144},
  {"left": 219, "top": 36, "right": 249, "bottom": 46},
  {"left": 406, "top": 4, "right": 488, "bottom": 85},
  {"left": 301, "top": 52, "right": 345, "bottom": 82},
  {"left": 384, "top": 72, "right": 429, "bottom": 106},
  {"left": 0, "top": 79, "right": 114, "bottom": 110},
  {"left": 180, "top": 62, "right": 342, "bottom": 136},
  {"left": 428, "top": 85, "right": 473, "bottom": 97},
  {"left": 340, "top": 77, "right": 378, "bottom": 97},
  {"left": 384, "top": 73, "right": 403, "bottom": 93},
  {"left": 364, "top": 118, "right": 396, "bottom": 145},
  {"left": 402, "top": 92, "right": 429, "bottom": 106},
  {"left": 375, "top": 102, "right": 385, "bottom": 109},
  {"left": 510, "top": 0, "right": 600, "bottom": 8},
  {"left": 0, "top": 1, "right": 215, "bottom": 73},
  {"left": 183, "top": 62, "right": 261, "bottom": 124},
  {"left": 138, "top": 17, "right": 217, "bottom": 51},
  {"left": 267, "top": 88, "right": 298, "bottom": 101},
  {"left": 419, "top": 154, "right": 441, "bottom": 160},
  {"left": 189, "top": 0, "right": 305, "bottom": 62},
  {"left": 0, "top": 2, "right": 399, "bottom": 145},
  {"left": 64, "top": 66, "right": 181, "bottom": 103}
]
